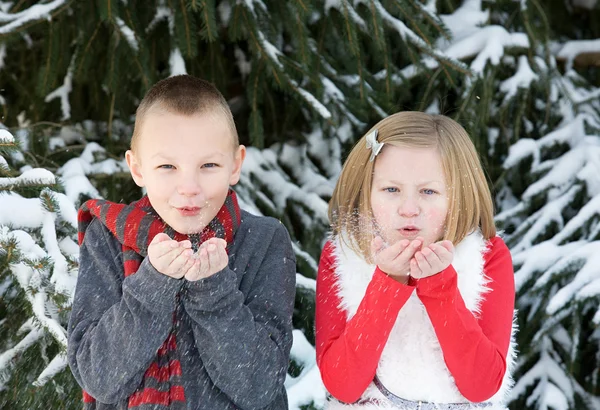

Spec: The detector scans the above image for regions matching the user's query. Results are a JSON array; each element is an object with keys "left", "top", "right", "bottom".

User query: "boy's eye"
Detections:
[
  {"left": 158, "top": 164, "right": 174, "bottom": 169},
  {"left": 202, "top": 163, "right": 219, "bottom": 168}
]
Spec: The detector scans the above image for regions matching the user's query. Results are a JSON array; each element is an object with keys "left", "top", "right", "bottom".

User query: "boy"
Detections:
[{"left": 68, "top": 75, "right": 297, "bottom": 409}]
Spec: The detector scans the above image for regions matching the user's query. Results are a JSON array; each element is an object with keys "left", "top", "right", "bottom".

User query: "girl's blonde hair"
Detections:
[{"left": 329, "top": 111, "right": 495, "bottom": 262}]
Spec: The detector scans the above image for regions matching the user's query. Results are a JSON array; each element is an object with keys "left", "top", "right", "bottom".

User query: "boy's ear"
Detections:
[
  {"left": 229, "top": 145, "right": 246, "bottom": 186},
  {"left": 125, "top": 150, "right": 145, "bottom": 188}
]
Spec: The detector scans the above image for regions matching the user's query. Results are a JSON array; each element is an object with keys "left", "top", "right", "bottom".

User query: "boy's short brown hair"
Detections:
[{"left": 131, "top": 75, "right": 238, "bottom": 152}]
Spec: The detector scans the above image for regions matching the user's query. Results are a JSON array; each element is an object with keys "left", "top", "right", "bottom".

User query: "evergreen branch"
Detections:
[
  {"left": 295, "top": 0, "right": 308, "bottom": 14},
  {"left": 124, "top": 8, "right": 150, "bottom": 89},
  {"left": 390, "top": 0, "right": 433, "bottom": 47},
  {"left": 75, "top": 21, "right": 102, "bottom": 78},
  {"left": 0, "top": 0, "right": 69, "bottom": 35},
  {"left": 404, "top": 0, "right": 451, "bottom": 41},
  {"left": 179, "top": 0, "right": 194, "bottom": 56},
  {"left": 417, "top": 67, "right": 443, "bottom": 111},
  {"left": 199, "top": 0, "right": 218, "bottom": 42},
  {"left": 39, "top": 23, "right": 55, "bottom": 97},
  {"left": 241, "top": 7, "right": 282, "bottom": 86},
  {"left": 189, "top": 0, "right": 200, "bottom": 11}
]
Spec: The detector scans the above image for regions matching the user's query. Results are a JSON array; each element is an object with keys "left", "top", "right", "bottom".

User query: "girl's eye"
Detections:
[
  {"left": 158, "top": 164, "right": 174, "bottom": 169},
  {"left": 422, "top": 188, "right": 437, "bottom": 195},
  {"left": 384, "top": 187, "right": 398, "bottom": 193},
  {"left": 202, "top": 163, "right": 219, "bottom": 168}
]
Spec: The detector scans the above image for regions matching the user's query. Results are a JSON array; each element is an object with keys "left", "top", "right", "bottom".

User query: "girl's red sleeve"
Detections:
[
  {"left": 416, "top": 236, "right": 515, "bottom": 402},
  {"left": 315, "top": 241, "right": 415, "bottom": 403}
]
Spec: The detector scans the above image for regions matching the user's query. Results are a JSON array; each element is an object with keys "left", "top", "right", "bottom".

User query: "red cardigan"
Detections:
[{"left": 315, "top": 236, "right": 515, "bottom": 404}]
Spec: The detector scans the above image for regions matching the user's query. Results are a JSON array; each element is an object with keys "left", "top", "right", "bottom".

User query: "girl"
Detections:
[{"left": 316, "top": 112, "right": 516, "bottom": 410}]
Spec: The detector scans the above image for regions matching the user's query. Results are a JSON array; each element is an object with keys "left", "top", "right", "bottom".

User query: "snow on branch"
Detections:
[
  {"left": 115, "top": 17, "right": 139, "bottom": 52},
  {"left": 557, "top": 39, "right": 600, "bottom": 70},
  {"left": 33, "top": 352, "right": 68, "bottom": 387},
  {"left": 324, "top": 0, "right": 367, "bottom": 31},
  {"left": 45, "top": 59, "right": 74, "bottom": 121},
  {"left": 0, "top": 326, "right": 44, "bottom": 389},
  {"left": 286, "top": 330, "right": 326, "bottom": 410},
  {"left": 0, "top": 0, "right": 66, "bottom": 35}
]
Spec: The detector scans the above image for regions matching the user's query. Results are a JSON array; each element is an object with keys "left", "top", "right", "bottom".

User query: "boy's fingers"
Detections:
[
  {"left": 168, "top": 249, "right": 192, "bottom": 273},
  {"left": 150, "top": 241, "right": 177, "bottom": 259},
  {"left": 206, "top": 244, "right": 221, "bottom": 272},
  {"left": 197, "top": 248, "right": 210, "bottom": 277},
  {"left": 178, "top": 240, "right": 192, "bottom": 249},
  {"left": 151, "top": 233, "right": 172, "bottom": 244}
]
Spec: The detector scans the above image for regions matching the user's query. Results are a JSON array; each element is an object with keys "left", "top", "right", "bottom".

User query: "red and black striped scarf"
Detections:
[{"left": 77, "top": 189, "right": 241, "bottom": 409}]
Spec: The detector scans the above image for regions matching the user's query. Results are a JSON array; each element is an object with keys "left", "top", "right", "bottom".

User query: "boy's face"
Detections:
[{"left": 126, "top": 109, "right": 245, "bottom": 235}]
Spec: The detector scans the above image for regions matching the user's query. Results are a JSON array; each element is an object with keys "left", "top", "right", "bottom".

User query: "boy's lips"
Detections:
[{"left": 176, "top": 206, "right": 201, "bottom": 216}]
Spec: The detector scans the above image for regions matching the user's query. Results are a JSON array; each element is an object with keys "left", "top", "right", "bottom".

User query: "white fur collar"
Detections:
[{"left": 329, "top": 231, "right": 516, "bottom": 407}]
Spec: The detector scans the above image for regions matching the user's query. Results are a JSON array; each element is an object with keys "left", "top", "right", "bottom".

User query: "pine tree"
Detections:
[
  {"left": 0, "top": 127, "right": 82, "bottom": 408},
  {"left": 1, "top": 0, "right": 600, "bottom": 409}
]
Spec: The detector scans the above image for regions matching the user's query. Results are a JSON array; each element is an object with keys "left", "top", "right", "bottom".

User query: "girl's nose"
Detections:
[{"left": 398, "top": 197, "right": 420, "bottom": 217}]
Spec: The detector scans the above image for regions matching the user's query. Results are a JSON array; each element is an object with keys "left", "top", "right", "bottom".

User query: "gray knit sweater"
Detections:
[{"left": 68, "top": 211, "right": 296, "bottom": 409}]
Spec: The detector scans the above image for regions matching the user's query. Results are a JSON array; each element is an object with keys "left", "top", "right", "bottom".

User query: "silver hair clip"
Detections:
[{"left": 365, "top": 129, "right": 383, "bottom": 162}]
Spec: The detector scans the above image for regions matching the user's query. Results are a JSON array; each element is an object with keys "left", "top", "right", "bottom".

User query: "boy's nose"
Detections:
[{"left": 177, "top": 178, "right": 202, "bottom": 197}]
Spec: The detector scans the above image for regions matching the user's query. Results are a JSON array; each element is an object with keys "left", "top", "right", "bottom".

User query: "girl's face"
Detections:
[{"left": 370, "top": 145, "right": 449, "bottom": 246}]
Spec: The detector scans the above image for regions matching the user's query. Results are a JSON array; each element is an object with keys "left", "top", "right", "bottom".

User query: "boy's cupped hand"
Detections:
[
  {"left": 148, "top": 234, "right": 229, "bottom": 281},
  {"left": 184, "top": 238, "right": 228, "bottom": 282},
  {"left": 371, "top": 236, "right": 454, "bottom": 282},
  {"left": 148, "top": 233, "right": 197, "bottom": 279}
]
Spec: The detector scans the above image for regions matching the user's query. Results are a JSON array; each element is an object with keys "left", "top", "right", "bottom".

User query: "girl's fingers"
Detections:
[
  {"left": 410, "top": 258, "right": 421, "bottom": 278},
  {"left": 394, "top": 239, "right": 421, "bottom": 263},
  {"left": 439, "top": 240, "right": 454, "bottom": 253},
  {"left": 430, "top": 243, "right": 454, "bottom": 266},
  {"left": 371, "top": 236, "right": 385, "bottom": 257},
  {"left": 414, "top": 251, "right": 431, "bottom": 272},
  {"left": 421, "top": 246, "right": 442, "bottom": 268}
]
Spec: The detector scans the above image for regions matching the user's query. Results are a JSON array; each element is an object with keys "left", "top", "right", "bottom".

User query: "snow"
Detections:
[
  {"left": 0, "top": 42, "right": 5, "bottom": 70},
  {"left": 169, "top": 47, "right": 187, "bottom": 76},
  {"left": 445, "top": 26, "right": 529, "bottom": 74},
  {"left": 33, "top": 352, "right": 68, "bottom": 387},
  {"left": 0, "top": 0, "right": 66, "bottom": 34},
  {"left": 0, "top": 128, "right": 13, "bottom": 142},
  {"left": 557, "top": 39, "right": 600, "bottom": 70},
  {"left": 116, "top": 18, "right": 139, "bottom": 52},
  {"left": 286, "top": 330, "right": 326, "bottom": 410},
  {"left": 0, "top": 327, "right": 44, "bottom": 389},
  {"left": 45, "top": 64, "right": 73, "bottom": 120},
  {"left": 510, "top": 340, "right": 574, "bottom": 408},
  {"left": 500, "top": 56, "right": 539, "bottom": 101},
  {"left": 234, "top": 47, "right": 251, "bottom": 78},
  {"left": 0, "top": 168, "right": 56, "bottom": 190},
  {"left": 257, "top": 30, "right": 283, "bottom": 69},
  {"left": 217, "top": 1, "right": 232, "bottom": 25}
]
